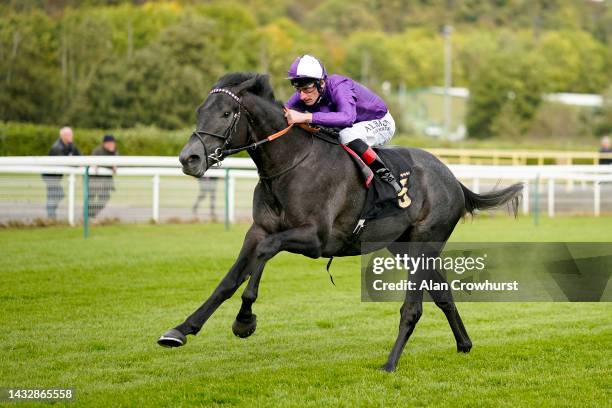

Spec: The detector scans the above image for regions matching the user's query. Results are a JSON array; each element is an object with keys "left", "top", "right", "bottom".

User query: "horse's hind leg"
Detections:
[
  {"left": 382, "top": 227, "right": 471, "bottom": 371},
  {"left": 392, "top": 235, "right": 472, "bottom": 354},
  {"left": 428, "top": 268, "right": 472, "bottom": 353},
  {"left": 382, "top": 240, "right": 427, "bottom": 372},
  {"left": 382, "top": 296, "right": 424, "bottom": 372}
]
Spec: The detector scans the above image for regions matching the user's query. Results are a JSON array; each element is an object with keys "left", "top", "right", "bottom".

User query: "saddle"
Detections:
[
  {"left": 354, "top": 146, "right": 413, "bottom": 221},
  {"left": 310, "top": 126, "right": 413, "bottom": 223}
]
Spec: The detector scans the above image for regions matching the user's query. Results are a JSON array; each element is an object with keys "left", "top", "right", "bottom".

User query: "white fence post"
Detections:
[
  {"left": 594, "top": 181, "right": 600, "bottom": 217},
  {"left": 152, "top": 174, "right": 160, "bottom": 223},
  {"left": 472, "top": 178, "right": 480, "bottom": 194},
  {"left": 547, "top": 178, "right": 555, "bottom": 218},
  {"left": 68, "top": 173, "right": 75, "bottom": 226}
]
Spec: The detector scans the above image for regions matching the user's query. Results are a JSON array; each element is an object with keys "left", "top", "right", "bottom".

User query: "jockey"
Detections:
[{"left": 284, "top": 54, "right": 401, "bottom": 193}]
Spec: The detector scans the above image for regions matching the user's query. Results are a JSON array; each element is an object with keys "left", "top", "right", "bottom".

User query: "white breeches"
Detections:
[{"left": 338, "top": 111, "right": 396, "bottom": 146}]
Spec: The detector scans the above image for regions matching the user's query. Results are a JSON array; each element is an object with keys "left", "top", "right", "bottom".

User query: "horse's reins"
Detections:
[
  {"left": 193, "top": 87, "right": 345, "bottom": 284},
  {"left": 192, "top": 87, "right": 317, "bottom": 169}
]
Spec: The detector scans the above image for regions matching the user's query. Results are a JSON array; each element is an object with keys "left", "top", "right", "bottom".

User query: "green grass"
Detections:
[{"left": 0, "top": 217, "right": 610, "bottom": 407}]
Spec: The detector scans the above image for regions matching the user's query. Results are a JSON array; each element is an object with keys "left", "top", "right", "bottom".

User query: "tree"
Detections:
[
  {"left": 305, "top": 0, "right": 381, "bottom": 36},
  {"left": 194, "top": 2, "right": 259, "bottom": 72},
  {"left": 251, "top": 18, "right": 332, "bottom": 100},
  {"left": 344, "top": 32, "right": 402, "bottom": 88},
  {"left": 387, "top": 29, "right": 445, "bottom": 88},
  {"left": 466, "top": 51, "right": 545, "bottom": 139},
  {"left": 0, "top": 11, "right": 61, "bottom": 123},
  {"left": 537, "top": 30, "right": 610, "bottom": 93},
  {"left": 58, "top": 9, "right": 114, "bottom": 123},
  {"left": 593, "top": 84, "right": 612, "bottom": 137},
  {"left": 76, "top": 14, "right": 223, "bottom": 129}
]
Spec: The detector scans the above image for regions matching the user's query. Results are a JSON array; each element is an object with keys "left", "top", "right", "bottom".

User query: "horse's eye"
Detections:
[{"left": 223, "top": 112, "right": 231, "bottom": 118}]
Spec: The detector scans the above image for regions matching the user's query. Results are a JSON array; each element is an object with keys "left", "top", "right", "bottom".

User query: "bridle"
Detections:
[
  {"left": 191, "top": 87, "right": 303, "bottom": 168},
  {"left": 191, "top": 88, "right": 249, "bottom": 168}
]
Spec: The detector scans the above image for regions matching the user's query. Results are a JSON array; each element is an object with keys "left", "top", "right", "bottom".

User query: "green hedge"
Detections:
[
  {"left": 0, "top": 122, "right": 190, "bottom": 156},
  {"left": 1, "top": 120, "right": 602, "bottom": 157}
]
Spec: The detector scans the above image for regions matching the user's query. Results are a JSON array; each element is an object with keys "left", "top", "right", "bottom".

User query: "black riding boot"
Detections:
[{"left": 347, "top": 139, "right": 401, "bottom": 194}]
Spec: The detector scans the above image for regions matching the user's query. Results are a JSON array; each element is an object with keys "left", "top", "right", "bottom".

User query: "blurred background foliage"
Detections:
[{"left": 0, "top": 0, "right": 611, "bottom": 148}]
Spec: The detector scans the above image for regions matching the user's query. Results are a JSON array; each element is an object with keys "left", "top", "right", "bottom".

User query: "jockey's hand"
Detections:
[{"left": 285, "top": 109, "right": 312, "bottom": 125}]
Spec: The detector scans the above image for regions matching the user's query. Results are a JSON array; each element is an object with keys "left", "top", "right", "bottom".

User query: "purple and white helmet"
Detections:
[{"left": 287, "top": 55, "right": 327, "bottom": 84}]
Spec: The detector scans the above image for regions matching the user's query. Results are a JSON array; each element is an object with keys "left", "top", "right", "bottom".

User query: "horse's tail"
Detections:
[{"left": 460, "top": 182, "right": 523, "bottom": 217}]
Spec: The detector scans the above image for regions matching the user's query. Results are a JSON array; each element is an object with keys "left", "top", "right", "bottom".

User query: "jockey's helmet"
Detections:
[{"left": 287, "top": 55, "right": 327, "bottom": 88}]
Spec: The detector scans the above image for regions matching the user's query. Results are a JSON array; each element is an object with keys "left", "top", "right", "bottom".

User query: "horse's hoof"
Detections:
[
  {"left": 158, "top": 328, "right": 187, "bottom": 348},
  {"left": 380, "top": 363, "right": 396, "bottom": 373},
  {"left": 457, "top": 341, "right": 472, "bottom": 353},
  {"left": 232, "top": 315, "right": 257, "bottom": 338}
]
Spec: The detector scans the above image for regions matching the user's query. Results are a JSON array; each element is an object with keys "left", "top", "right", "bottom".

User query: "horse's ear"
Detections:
[
  {"left": 234, "top": 74, "right": 276, "bottom": 99},
  {"left": 234, "top": 75, "right": 260, "bottom": 96},
  {"left": 256, "top": 74, "right": 276, "bottom": 100}
]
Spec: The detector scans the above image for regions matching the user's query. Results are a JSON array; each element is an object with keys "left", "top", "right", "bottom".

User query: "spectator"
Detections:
[
  {"left": 192, "top": 176, "right": 218, "bottom": 220},
  {"left": 88, "top": 134, "right": 118, "bottom": 219},
  {"left": 599, "top": 136, "right": 612, "bottom": 165},
  {"left": 42, "top": 126, "right": 80, "bottom": 220}
]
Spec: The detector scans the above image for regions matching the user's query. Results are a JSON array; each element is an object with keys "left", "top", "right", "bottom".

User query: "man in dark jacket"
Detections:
[
  {"left": 192, "top": 176, "right": 218, "bottom": 220},
  {"left": 89, "top": 134, "right": 118, "bottom": 219},
  {"left": 43, "top": 126, "right": 80, "bottom": 219}
]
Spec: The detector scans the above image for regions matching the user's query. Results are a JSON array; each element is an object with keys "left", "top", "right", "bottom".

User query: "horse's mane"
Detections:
[
  {"left": 214, "top": 72, "right": 290, "bottom": 130},
  {"left": 215, "top": 72, "right": 282, "bottom": 108}
]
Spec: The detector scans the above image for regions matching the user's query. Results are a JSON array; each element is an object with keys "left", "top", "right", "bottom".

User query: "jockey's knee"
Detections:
[
  {"left": 339, "top": 127, "right": 367, "bottom": 146},
  {"left": 338, "top": 112, "right": 396, "bottom": 146}
]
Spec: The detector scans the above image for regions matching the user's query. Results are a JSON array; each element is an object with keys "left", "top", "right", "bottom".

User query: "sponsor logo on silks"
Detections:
[
  {"left": 364, "top": 120, "right": 391, "bottom": 134},
  {"left": 398, "top": 171, "right": 411, "bottom": 208}
]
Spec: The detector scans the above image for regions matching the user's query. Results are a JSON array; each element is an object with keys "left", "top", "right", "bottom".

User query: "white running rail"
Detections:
[{"left": 0, "top": 156, "right": 611, "bottom": 225}]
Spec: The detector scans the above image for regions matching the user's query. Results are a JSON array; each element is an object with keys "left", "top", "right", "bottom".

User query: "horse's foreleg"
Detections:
[
  {"left": 158, "top": 225, "right": 267, "bottom": 348},
  {"left": 232, "top": 225, "right": 322, "bottom": 338},
  {"left": 232, "top": 262, "right": 264, "bottom": 338}
]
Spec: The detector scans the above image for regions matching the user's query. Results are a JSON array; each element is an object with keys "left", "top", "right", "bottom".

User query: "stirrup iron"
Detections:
[{"left": 376, "top": 168, "right": 401, "bottom": 194}]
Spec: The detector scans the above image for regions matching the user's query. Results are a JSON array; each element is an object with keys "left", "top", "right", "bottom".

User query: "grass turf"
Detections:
[{"left": 0, "top": 216, "right": 610, "bottom": 407}]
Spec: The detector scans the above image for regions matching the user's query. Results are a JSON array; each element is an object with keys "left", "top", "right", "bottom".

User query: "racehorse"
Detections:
[{"left": 158, "top": 72, "right": 523, "bottom": 372}]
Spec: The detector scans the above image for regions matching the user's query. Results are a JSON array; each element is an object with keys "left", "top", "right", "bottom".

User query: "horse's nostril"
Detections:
[
  {"left": 179, "top": 151, "right": 201, "bottom": 168},
  {"left": 187, "top": 155, "right": 200, "bottom": 164}
]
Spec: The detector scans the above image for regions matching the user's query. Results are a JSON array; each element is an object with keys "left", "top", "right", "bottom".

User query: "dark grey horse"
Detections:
[{"left": 158, "top": 73, "right": 522, "bottom": 372}]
